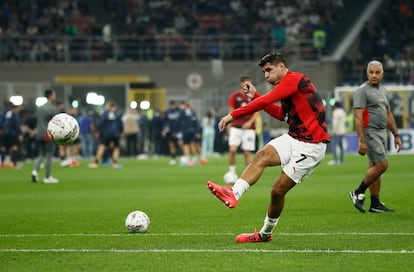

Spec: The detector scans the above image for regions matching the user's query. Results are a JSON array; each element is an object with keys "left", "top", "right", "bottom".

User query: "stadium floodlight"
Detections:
[
  {"left": 72, "top": 100, "right": 79, "bottom": 108},
  {"left": 86, "top": 92, "right": 105, "bottom": 105},
  {"left": 9, "top": 96, "right": 23, "bottom": 106},
  {"left": 130, "top": 101, "right": 138, "bottom": 109},
  {"left": 140, "top": 100, "right": 150, "bottom": 110},
  {"left": 35, "top": 97, "right": 48, "bottom": 107}
]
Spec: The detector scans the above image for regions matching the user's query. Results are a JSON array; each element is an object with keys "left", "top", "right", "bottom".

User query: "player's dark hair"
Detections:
[
  {"left": 259, "top": 51, "right": 287, "bottom": 67},
  {"left": 6, "top": 101, "right": 16, "bottom": 108},
  {"left": 44, "top": 89, "right": 54, "bottom": 98},
  {"left": 240, "top": 75, "right": 252, "bottom": 82}
]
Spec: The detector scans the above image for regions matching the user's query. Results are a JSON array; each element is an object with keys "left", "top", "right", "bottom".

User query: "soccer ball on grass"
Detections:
[
  {"left": 125, "top": 210, "right": 150, "bottom": 233},
  {"left": 47, "top": 113, "right": 79, "bottom": 146}
]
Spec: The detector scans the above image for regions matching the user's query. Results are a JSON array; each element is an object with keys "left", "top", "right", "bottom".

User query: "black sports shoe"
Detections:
[
  {"left": 349, "top": 190, "right": 365, "bottom": 212},
  {"left": 369, "top": 202, "right": 395, "bottom": 213}
]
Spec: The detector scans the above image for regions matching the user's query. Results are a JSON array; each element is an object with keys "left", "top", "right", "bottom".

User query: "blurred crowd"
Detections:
[
  {"left": 340, "top": 0, "right": 414, "bottom": 83},
  {"left": 1, "top": 0, "right": 413, "bottom": 77},
  {"left": 0, "top": 0, "right": 351, "bottom": 38},
  {"left": 0, "top": 0, "right": 358, "bottom": 61},
  {"left": 0, "top": 99, "right": 230, "bottom": 169}
]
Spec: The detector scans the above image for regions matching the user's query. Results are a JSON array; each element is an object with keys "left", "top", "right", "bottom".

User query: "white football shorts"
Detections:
[
  {"left": 228, "top": 127, "right": 256, "bottom": 151},
  {"left": 267, "top": 133, "right": 327, "bottom": 183}
]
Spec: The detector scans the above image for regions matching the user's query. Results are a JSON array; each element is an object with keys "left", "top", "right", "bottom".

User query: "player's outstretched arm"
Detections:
[{"left": 218, "top": 114, "right": 233, "bottom": 132}]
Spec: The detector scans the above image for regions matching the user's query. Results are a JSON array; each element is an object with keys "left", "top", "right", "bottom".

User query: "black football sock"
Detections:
[
  {"left": 370, "top": 195, "right": 380, "bottom": 206},
  {"left": 355, "top": 181, "right": 368, "bottom": 195}
]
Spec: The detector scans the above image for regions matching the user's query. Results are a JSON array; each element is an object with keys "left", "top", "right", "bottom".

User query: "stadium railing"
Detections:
[{"left": 0, "top": 34, "right": 320, "bottom": 63}]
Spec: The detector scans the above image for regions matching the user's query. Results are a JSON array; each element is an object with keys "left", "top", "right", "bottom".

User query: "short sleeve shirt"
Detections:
[
  {"left": 353, "top": 82, "right": 390, "bottom": 130},
  {"left": 228, "top": 90, "right": 255, "bottom": 129}
]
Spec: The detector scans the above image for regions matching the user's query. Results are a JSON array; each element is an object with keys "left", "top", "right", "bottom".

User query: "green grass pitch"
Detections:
[{"left": 0, "top": 153, "right": 413, "bottom": 271}]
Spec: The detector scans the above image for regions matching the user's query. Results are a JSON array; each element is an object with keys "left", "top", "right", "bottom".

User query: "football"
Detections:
[
  {"left": 125, "top": 210, "right": 150, "bottom": 233},
  {"left": 223, "top": 171, "right": 238, "bottom": 184},
  {"left": 47, "top": 113, "right": 80, "bottom": 146}
]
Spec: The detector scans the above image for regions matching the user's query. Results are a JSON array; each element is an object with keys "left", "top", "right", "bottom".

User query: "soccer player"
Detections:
[
  {"left": 162, "top": 100, "right": 180, "bottom": 165},
  {"left": 88, "top": 101, "right": 123, "bottom": 169},
  {"left": 206, "top": 51, "right": 329, "bottom": 243},
  {"left": 32, "top": 89, "right": 60, "bottom": 183},
  {"left": 200, "top": 109, "right": 216, "bottom": 164},
  {"left": 224, "top": 75, "right": 260, "bottom": 183},
  {"left": 177, "top": 101, "right": 196, "bottom": 166},
  {"left": 349, "top": 60, "right": 402, "bottom": 213},
  {"left": 1, "top": 102, "right": 23, "bottom": 169},
  {"left": 327, "top": 101, "right": 347, "bottom": 165},
  {"left": 78, "top": 109, "right": 95, "bottom": 159}
]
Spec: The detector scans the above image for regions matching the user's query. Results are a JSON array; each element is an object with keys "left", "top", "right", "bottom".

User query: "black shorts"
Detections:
[
  {"left": 192, "top": 132, "right": 201, "bottom": 143},
  {"left": 182, "top": 132, "right": 193, "bottom": 144},
  {"left": 4, "top": 135, "right": 19, "bottom": 148},
  {"left": 166, "top": 132, "right": 178, "bottom": 143},
  {"left": 102, "top": 136, "right": 120, "bottom": 147}
]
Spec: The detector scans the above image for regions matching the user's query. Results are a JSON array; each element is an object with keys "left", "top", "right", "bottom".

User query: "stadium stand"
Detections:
[
  {"left": 0, "top": 0, "right": 366, "bottom": 62},
  {"left": 0, "top": 1, "right": 413, "bottom": 87},
  {"left": 340, "top": 0, "right": 414, "bottom": 84}
]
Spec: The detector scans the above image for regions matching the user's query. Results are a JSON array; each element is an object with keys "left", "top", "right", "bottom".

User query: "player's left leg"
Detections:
[
  {"left": 236, "top": 136, "right": 326, "bottom": 243},
  {"left": 111, "top": 138, "right": 122, "bottom": 169},
  {"left": 235, "top": 172, "right": 295, "bottom": 243},
  {"left": 368, "top": 175, "right": 395, "bottom": 213}
]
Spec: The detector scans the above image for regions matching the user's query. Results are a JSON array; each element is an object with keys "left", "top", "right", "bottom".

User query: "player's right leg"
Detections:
[
  {"left": 207, "top": 144, "right": 281, "bottom": 208},
  {"left": 88, "top": 143, "right": 106, "bottom": 168},
  {"left": 206, "top": 181, "right": 238, "bottom": 208},
  {"left": 236, "top": 173, "right": 295, "bottom": 243}
]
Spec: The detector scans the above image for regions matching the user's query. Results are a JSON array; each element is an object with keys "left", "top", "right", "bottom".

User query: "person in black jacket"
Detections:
[{"left": 88, "top": 101, "right": 123, "bottom": 169}]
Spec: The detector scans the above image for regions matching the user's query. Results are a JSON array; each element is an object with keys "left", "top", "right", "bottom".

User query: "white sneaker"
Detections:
[
  {"left": 327, "top": 160, "right": 336, "bottom": 166},
  {"left": 60, "top": 159, "right": 71, "bottom": 167},
  {"left": 31, "top": 170, "right": 39, "bottom": 182},
  {"left": 169, "top": 159, "right": 176, "bottom": 166},
  {"left": 43, "top": 176, "right": 59, "bottom": 183}
]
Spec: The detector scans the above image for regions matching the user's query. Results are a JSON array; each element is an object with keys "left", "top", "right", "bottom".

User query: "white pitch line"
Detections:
[
  {"left": 1, "top": 248, "right": 413, "bottom": 254},
  {"left": 1, "top": 232, "right": 414, "bottom": 237}
]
